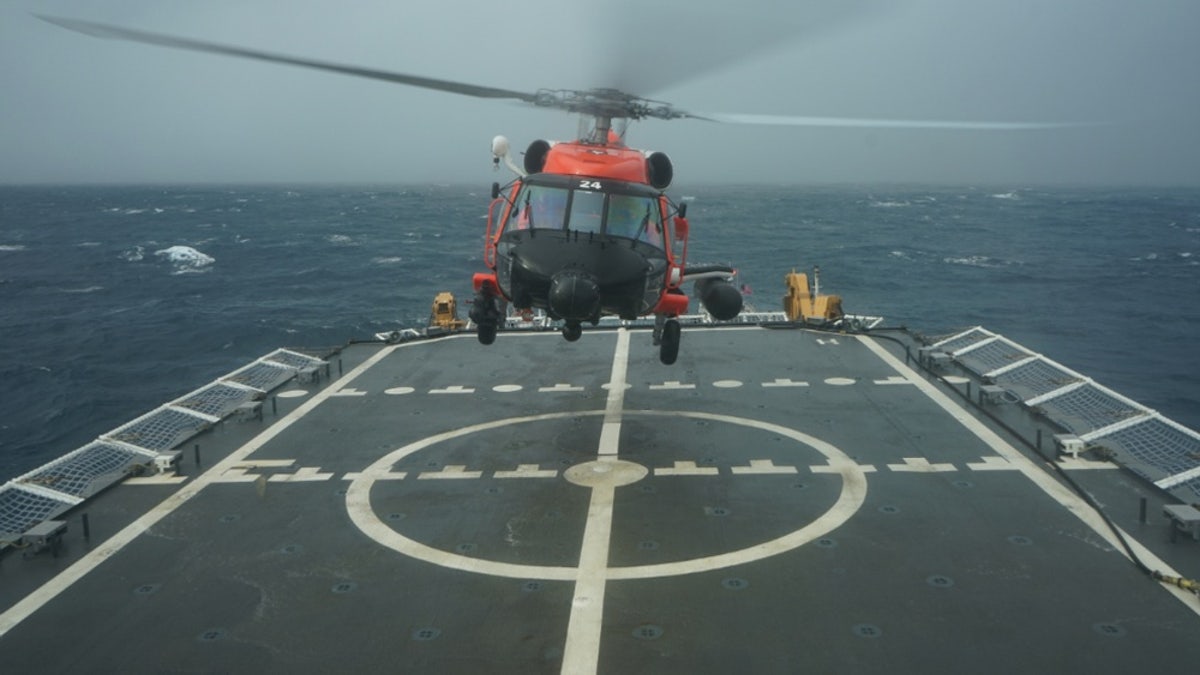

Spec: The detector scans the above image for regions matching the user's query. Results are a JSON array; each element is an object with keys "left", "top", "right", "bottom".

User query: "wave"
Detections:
[
  {"left": 154, "top": 245, "right": 215, "bottom": 273},
  {"left": 120, "top": 246, "right": 145, "bottom": 262},
  {"left": 943, "top": 255, "right": 1016, "bottom": 268}
]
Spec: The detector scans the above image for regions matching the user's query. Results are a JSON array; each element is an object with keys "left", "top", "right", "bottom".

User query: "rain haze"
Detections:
[{"left": 2, "top": 0, "right": 1198, "bottom": 186}]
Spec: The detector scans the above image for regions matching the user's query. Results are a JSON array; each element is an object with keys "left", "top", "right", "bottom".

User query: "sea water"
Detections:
[{"left": 1, "top": 184, "right": 1197, "bottom": 480}]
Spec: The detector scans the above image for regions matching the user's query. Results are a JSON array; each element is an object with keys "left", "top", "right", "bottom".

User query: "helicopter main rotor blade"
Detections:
[
  {"left": 36, "top": 15, "right": 541, "bottom": 104},
  {"left": 690, "top": 112, "right": 1083, "bottom": 130}
]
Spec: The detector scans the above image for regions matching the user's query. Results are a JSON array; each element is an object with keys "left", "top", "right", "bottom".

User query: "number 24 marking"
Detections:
[{"left": 578, "top": 180, "right": 602, "bottom": 190}]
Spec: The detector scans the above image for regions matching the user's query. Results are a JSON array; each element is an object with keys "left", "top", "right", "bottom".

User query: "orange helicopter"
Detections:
[
  {"left": 39, "top": 14, "right": 1067, "bottom": 364},
  {"left": 474, "top": 97, "right": 744, "bottom": 364}
]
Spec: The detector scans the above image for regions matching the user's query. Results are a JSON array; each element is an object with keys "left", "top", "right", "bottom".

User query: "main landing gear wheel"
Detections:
[
  {"left": 562, "top": 321, "right": 583, "bottom": 342},
  {"left": 659, "top": 319, "right": 681, "bottom": 365},
  {"left": 470, "top": 292, "right": 500, "bottom": 345}
]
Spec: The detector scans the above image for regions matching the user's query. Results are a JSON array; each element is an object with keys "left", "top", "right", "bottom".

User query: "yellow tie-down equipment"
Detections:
[
  {"left": 783, "top": 267, "right": 844, "bottom": 325},
  {"left": 429, "top": 291, "right": 467, "bottom": 331}
]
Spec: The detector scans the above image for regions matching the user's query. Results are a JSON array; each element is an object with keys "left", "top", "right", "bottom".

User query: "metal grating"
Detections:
[
  {"left": 1174, "top": 476, "right": 1200, "bottom": 501},
  {"left": 1036, "top": 383, "right": 1146, "bottom": 435},
  {"left": 0, "top": 487, "right": 69, "bottom": 541},
  {"left": 1091, "top": 418, "right": 1200, "bottom": 483},
  {"left": 105, "top": 408, "right": 212, "bottom": 452},
  {"left": 1, "top": 347, "right": 325, "bottom": 545},
  {"left": 930, "top": 327, "right": 993, "bottom": 354},
  {"left": 262, "top": 348, "right": 324, "bottom": 370},
  {"left": 18, "top": 441, "right": 148, "bottom": 498},
  {"left": 992, "top": 359, "right": 1083, "bottom": 401},
  {"left": 174, "top": 382, "right": 261, "bottom": 418},
  {"left": 954, "top": 338, "right": 1033, "bottom": 377},
  {"left": 223, "top": 361, "right": 294, "bottom": 392}
]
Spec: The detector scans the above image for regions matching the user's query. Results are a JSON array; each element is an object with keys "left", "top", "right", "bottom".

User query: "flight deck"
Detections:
[{"left": 2, "top": 326, "right": 1198, "bottom": 674}]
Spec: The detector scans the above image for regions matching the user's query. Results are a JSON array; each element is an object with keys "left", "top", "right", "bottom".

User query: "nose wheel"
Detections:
[
  {"left": 562, "top": 321, "right": 583, "bottom": 342},
  {"left": 655, "top": 317, "right": 681, "bottom": 365}
]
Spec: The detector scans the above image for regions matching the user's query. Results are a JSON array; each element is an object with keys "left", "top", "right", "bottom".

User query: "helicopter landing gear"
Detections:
[
  {"left": 561, "top": 321, "right": 583, "bottom": 342},
  {"left": 655, "top": 316, "right": 681, "bottom": 365},
  {"left": 470, "top": 290, "right": 501, "bottom": 345}
]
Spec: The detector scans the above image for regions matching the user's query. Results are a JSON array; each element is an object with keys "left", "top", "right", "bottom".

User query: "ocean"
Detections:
[{"left": 1, "top": 184, "right": 1197, "bottom": 482}]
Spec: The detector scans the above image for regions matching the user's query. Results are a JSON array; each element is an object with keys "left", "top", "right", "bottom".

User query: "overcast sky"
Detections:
[{"left": 2, "top": 0, "right": 1198, "bottom": 186}]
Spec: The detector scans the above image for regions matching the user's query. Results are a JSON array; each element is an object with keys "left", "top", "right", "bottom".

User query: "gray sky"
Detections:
[{"left": 2, "top": 0, "right": 1198, "bottom": 185}]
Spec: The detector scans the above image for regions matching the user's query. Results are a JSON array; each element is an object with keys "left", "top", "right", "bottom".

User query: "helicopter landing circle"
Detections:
[{"left": 345, "top": 409, "right": 868, "bottom": 581}]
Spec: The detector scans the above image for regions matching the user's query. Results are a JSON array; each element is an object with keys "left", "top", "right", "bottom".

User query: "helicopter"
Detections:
[{"left": 38, "top": 14, "right": 1069, "bottom": 364}]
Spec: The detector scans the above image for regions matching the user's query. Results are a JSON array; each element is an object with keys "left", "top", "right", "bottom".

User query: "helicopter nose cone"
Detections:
[{"left": 548, "top": 270, "right": 601, "bottom": 321}]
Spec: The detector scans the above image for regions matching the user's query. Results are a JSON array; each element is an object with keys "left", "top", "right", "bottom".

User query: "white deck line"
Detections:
[
  {"left": 0, "top": 344, "right": 400, "bottom": 639},
  {"left": 561, "top": 328, "right": 630, "bottom": 675},
  {"left": 858, "top": 335, "right": 1200, "bottom": 615}
]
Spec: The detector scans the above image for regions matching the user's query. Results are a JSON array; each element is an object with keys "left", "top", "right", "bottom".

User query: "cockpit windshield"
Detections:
[{"left": 509, "top": 178, "right": 665, "bottom": 248}]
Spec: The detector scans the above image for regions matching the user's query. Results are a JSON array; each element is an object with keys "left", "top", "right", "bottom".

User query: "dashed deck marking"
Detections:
[
  {"left": 649, "top": 381, "right": 695, "bottom": 390},
  {"left": 888, "top": 457, "right": 957, "bottom": 473},
  {"left": 418, "top": 465, "right": 483, "bottom": 480},
  {"left": 495, "top": 464, "right": 558, "bottom": 479},
  {"left": 539, "top": 383, "right": 585, "bottom": 393},
  {"left": 384, "top": 386, "right": 415, "bottom": 395},
  {"left": 654, "top": 461, "right": 720, "bottom": 477},
  {"left": 430, "top": 385, "right": 475, "bottom": 395},
  {"left": 968, "top": 456, "right": 1019, "bottom": 471},
  {"left": 762, "top": 378, "right": 809, "bottom": 388},
  {"left": 332, "top": 388, "right": 367, "bottom": 397},
  {"left": 731, "top": 459, "right": 798, "bottom": 475},
  {"left": 267, "top": 466, "right": 334, "bottom": 482}
]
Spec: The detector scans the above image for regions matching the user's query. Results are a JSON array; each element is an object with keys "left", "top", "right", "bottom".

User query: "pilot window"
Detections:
[
  {"left": 567, "top": 189, "right": 605, "bottom": 233},
  {"left": 606, "top": 194, "right": 663, "bottom": 246},
  {"left": 514, "top": 184, "right": 568, "bottom": 230}
]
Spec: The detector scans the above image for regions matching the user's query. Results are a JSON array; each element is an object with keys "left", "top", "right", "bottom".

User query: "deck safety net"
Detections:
[
  {"left": 0, "top": 348, "right": 326, "bottom": 545},
  {"left": 932, "top": 327, "right": 1200, "bottom": 502}
]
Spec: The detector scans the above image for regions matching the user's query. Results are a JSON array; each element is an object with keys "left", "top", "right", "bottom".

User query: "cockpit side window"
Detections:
[{"left": 514, "top": 184, "right": 568, "bottom": 230}]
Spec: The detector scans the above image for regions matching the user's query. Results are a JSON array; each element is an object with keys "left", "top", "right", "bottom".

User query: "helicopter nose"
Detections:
[{"left": 548, "top": 270, "right": 600, "bottom": 322}]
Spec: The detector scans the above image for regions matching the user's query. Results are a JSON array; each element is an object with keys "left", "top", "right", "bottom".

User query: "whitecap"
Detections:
[
  {"left": 990, "top": 192, "right": 1019, "bottom": 200},
  {"left": 372, "top": 256, "right": 404, "bottom": 265},
  {"left": 869, "top": 200, "right": 909, "bottom": 208},
  {"left": 60, "top": 286, "right": 104, "bottom": 294},
  {"left": 0, "top": 244, "right": 27, "bottom": 252},
  {"left": 944, "top": 255, "right": 1006, "bottom": 268},
  {"left": 120, "top": 246, "right": 145, "bottom": 262},
  {"left": 154, "top": 245, "right": 215, "bottom": 272},
  {"left": 326, "top": 234, "right": 356, "bottom": 246}
]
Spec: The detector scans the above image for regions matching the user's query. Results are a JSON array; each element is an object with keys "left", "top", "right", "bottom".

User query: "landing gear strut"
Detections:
[{"left": 654, "top": 315, "right": 681, "bottom": 365}]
